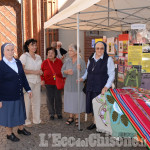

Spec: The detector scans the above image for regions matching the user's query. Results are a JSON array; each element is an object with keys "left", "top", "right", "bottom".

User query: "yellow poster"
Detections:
[
  {"left": 128, "top": 46, "right": 142, "bottom": 65},
  {"left": 95, "top": 38, "right": 103, "bottom": 43},
  {"left": 142, "top": 53, "right": 150, "bottom": 73},
  {"left": 123, "top": 41, "right": 128, "bottom": 53}
]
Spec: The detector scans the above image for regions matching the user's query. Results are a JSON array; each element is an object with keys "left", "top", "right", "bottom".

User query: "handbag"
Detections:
[
  {"left": 47, "top": 59, "right": 65, "bottom": 90},
  {"left": 82, "top": 79, "right": 87, "bottom": 94}
]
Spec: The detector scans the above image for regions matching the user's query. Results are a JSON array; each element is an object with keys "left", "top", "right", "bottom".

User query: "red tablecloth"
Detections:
[{"left": 109, "top": 88, "right": 150, "bottom": 148}]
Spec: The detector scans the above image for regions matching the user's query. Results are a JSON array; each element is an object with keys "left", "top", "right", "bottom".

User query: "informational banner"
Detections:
[
  {"left": 128, "top": 46, "right": 142, "bottom": 65},
  {"left": 107, "top": 37, "right": 114, "bottom": 54}
]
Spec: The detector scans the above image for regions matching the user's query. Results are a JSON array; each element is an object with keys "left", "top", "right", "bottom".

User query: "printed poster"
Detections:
[
  {"left": 119, "top": 41, "right": 123, "bottom": 56},
  {"left": 142, "top": 53, "right": 150, "bottom": 73},
  {"left": 129, "top": 29, "right": 150, "bottom": 45},
  {"left": 117, "top": 57, "right": 129, "bottom": 83},
  {"left": 128, "top": 46, "right": 142, "bottom": 65},
  {"left": 114, "top": 37, "right": 118, "bottom": 56},
  {"left": 95, "top": 38, "right": 103, "bottom": 43},
  {"left": 107, "top": 37, "right": 115, "bottom": 54},
  {"left": 123, "top": 41, "right": 128, "bottom": 53},
  {"left": 141, "top": 44, "right": 150, "bottom": 73},
  {"left": 118, "top": 34, "right": 128, "bottom": 58}
]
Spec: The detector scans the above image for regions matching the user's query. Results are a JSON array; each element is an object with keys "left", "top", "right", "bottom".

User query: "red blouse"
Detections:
[{"left": 41, "top": 58, "right": 63, "bottom": 85}]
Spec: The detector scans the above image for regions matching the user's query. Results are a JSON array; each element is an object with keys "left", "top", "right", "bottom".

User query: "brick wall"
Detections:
[
  {"left": 0, "top": 0, "right": 58, "bottom": 60},
  {"left": 0, "top": 0, "right": 44, "bottom": 58},
  {"left": 40, "top": 0, "right": 44, "bottom": 59},
  {"left": 84, "top": 32, "right": 102, "bottom": 63},
  {"left": 0, "top": 0, "right": 21, "bottom": 58},
  {"left": 23, "top": 0, "right": 42, "bottom": 56},
  {"left": 23, "top": 0, "right": 58, "bottom": 60}
]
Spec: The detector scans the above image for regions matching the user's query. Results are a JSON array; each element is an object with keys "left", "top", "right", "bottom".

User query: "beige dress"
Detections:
[{"left": 20, "top": 52, "right": 42, "bottom": 125}]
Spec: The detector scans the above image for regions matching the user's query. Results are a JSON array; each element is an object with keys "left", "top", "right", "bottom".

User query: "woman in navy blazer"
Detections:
[{"left": 0, "top": 43, "right": 32, "bottom": 142}]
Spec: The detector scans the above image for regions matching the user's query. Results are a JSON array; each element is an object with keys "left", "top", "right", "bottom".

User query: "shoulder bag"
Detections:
[{"left": 47, "top": 59, "right": 65, "bottom": 90}]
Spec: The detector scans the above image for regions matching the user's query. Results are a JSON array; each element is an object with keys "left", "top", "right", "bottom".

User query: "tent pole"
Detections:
[
  {"left": 21, "top": 0, "right": 24, "bottom": 52},
  {"left": 108, "top": 0, "right": 110, "bottom": 26},
  {"left": 44, "top": 29, "right": 46, "bottom": 60},
  {"left": 77, "top": 12, "right": 81, "bottom": 131}
]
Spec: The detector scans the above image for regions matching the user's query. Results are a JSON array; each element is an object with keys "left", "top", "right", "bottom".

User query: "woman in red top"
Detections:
[{"left": 41, "top": 47, "right": 63, "bottom": 120}]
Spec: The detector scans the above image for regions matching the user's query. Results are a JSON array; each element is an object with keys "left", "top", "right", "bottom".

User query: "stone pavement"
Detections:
[{"left": 0, "top": 88, "right": 148, "bottom": 150}]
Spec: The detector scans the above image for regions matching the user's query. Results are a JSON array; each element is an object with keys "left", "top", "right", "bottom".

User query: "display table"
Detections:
[
  {"left": 93, "top": 91, "right": 136, "bottom": 137},
  {"left": 109, "top": 88, "right": 150, "bottom": 148}
]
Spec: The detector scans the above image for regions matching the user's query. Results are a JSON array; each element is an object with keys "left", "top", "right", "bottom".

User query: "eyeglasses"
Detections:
[
  {"left": 96, "top": 47, "right": 104, "bottom": 51},
  {"left": 68, "top": 50, "right": 74, "bottom": 52}
]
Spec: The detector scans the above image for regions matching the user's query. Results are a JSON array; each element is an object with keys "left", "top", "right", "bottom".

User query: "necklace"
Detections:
[{"left": 92, "top": 61, "right": 97, "bottom": 71}]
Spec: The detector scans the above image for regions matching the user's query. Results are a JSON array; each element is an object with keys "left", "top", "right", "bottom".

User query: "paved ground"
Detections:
[{"left": 0, "top": 88, "right": 148, "bottom": 150}]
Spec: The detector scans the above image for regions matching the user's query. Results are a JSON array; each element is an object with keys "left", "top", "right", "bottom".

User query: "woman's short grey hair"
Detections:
[{"left": 68, "top": 44, "right": 77, "bottom": 52}]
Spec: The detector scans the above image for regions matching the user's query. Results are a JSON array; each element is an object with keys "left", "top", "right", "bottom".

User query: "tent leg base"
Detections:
[{"left": 78, "top": 129, "right": 83, "bottom": 131}]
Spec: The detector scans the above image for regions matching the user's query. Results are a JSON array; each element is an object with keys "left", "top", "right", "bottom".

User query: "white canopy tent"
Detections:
[
  {"left": 44, "top": 0, "right": 150, "bottom": 130},
  {"left": 44, "top": 0, "right": 150, "bottom": 31}
]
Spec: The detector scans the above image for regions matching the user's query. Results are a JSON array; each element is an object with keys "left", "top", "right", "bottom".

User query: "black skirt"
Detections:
[{"left": 86, "top": 91, "right": 100, "bottom": 114}]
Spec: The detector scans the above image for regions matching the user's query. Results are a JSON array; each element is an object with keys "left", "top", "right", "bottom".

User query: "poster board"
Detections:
[
  {"left": 91, "top": 38, "right": 104, "bottom": 48},
  {"left": 107, "top": 37, "right": 115, "bottom": 54},
  {"left": 117, "top": 34, "right": 129, "bottom": 83},
  {"left": 129, "top": 29, "right": 150, "bottom": 45},
  {"left": 118, "top": 34, "right": 128, "bottom": 57},
  {"left": 128, "top": 46, "right": 142, "bottom": 65},
  {"left": 142, "top": 44, "right": 150, "bottom": 73},
  {"left": 95, "top": 38, "right": 103, "bottom": 43}
]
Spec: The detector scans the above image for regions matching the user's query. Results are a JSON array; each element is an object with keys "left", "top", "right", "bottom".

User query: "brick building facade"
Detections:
[
  {"left": 0, "top": 0, "right": 21, "bottom": 58},
  {"left": 0, "top": 0, "right": 98, "bottom": 61},
  {"left": 84, "top": 32, "right": 102, "bottom": 63},
  {"left": 0, "top": 0, "right": 58, "bottom": 59},
  {"left": 23, "top": 0, "right": 58, "bottom": 59}
]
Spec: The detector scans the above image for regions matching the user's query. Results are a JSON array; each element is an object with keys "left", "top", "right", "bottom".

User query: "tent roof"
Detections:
[{"left": 44, "top": 0, "right": 150, "bottom": 31}]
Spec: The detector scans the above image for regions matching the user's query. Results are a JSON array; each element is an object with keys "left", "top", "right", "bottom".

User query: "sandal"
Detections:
[
  {"left": 75, "top": 118, "right": 78, "bottom": 126},
  {"left": 66, "top": 117, "right": 74, "bottom": 125}
]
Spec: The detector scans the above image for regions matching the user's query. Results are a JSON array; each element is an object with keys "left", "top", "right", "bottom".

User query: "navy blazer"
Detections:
[
  {"left": 60, "top": 48, "right": 67, "bottom": 56},
  {"left": 0, "top": 59, "right": 31, "bottom": 102}
]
